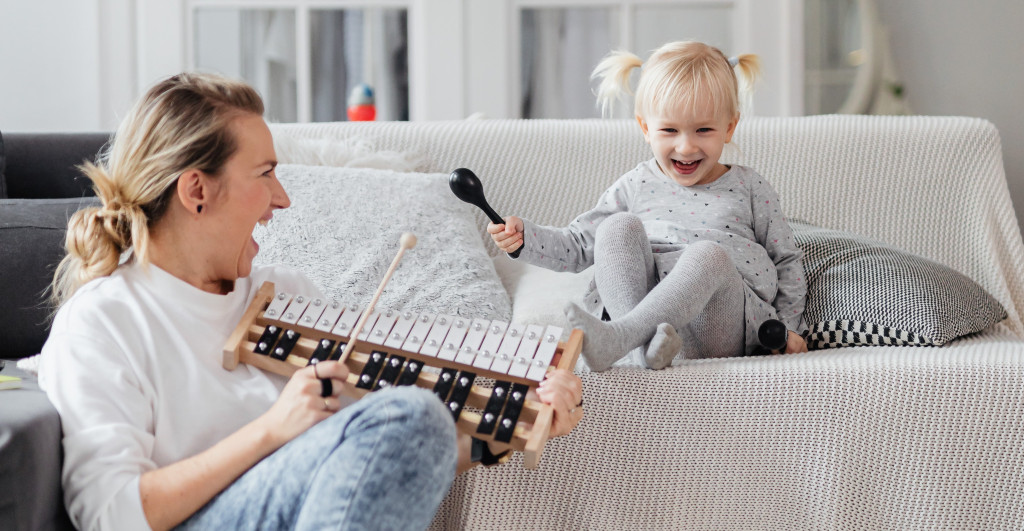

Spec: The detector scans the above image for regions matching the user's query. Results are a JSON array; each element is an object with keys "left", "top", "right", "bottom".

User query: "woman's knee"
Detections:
[
  {"left": 373, "top": 387, "right": 458, "bottom": 458},
  {"left": 391, "top": 386, "right": 455, "bottom": 429}
]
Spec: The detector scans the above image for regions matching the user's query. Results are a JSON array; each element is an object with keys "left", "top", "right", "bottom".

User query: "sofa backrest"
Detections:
[
  {"left": 0, "top": 132, "right": 108, "bottom": 358},
  {"left": 1, "top": 132, "right": 109, "bottom": 199},
  {"left": 271, "top": 116, "right": 1024, "bottom": 337}
]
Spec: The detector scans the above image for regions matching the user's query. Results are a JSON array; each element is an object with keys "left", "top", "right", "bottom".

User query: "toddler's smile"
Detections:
[{"left": 674, "top": 159, "right": 701, "bottom": 175}]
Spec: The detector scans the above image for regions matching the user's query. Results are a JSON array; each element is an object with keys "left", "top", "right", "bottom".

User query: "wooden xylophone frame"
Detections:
[{"left": 223, "top": 281, "right": 583, "bottom": 469}]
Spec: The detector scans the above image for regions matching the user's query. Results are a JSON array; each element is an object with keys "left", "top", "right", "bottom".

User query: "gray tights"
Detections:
[{"left": 566, "top": 213, "right": 745, "bottom": 371}]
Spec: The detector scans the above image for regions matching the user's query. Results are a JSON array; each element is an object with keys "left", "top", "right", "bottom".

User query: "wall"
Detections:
[
  {"left": 0, "top": 1, "right": 102, "bottom": 131},
  {"left": 0, "top": 0, "right": 135, "bottom": 133},
  {"left": 876, "top": 0, "right": 1024, "bottom": 237}
]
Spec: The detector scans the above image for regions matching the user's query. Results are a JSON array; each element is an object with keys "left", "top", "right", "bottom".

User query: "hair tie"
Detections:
[
  {"left": 96, "top": 201, "right": 122, "bottom": 222},
  {"left": 95, "top": 200, "right": 135, "bottom": 247},
  {"left": 728, "top": 56, "right": 739, "bottom": 68}
]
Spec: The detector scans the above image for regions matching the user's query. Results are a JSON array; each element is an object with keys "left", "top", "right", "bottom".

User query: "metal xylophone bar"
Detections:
[{"left": 223, "top": 281, "right": 583, "bottom": 469}]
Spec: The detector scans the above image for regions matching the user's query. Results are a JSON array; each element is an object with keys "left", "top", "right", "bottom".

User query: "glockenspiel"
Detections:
[{"left": 223, "top": 281, "right": 583, "bottom": 469}]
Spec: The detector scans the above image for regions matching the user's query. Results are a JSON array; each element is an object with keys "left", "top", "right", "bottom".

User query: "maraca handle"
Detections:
[{"left": 480, "top": 204, "right": 503, "bottom": 225}]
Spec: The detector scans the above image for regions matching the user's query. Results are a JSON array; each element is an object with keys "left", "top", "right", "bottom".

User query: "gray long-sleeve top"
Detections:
[{"left": 515, "top": 160, "right": 807, "bottom": 332}]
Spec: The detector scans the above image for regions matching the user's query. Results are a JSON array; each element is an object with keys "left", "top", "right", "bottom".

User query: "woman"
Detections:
[{"left": 38, "top": 72, "right": 583, "bottom": 531}]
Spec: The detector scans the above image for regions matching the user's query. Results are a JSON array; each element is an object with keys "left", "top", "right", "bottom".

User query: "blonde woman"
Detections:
[
  {"left": 39, "top": 73, "right": 583, "bottom": 531},
  {"left": 489, "top": 41, "right": 808, "bottom": 371}
]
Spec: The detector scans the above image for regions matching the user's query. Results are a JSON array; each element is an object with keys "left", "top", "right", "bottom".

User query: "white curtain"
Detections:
[
  {"left": 521, "top": 8, "right": 615, "bottom": 119},
  {"left": 241, "top": 10, "right": 298, "bottom": 122}
]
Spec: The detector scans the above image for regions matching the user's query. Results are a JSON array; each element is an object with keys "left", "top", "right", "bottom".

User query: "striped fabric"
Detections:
[{"left": 270, "top": 116, "right": 1024, "bottom": 530}]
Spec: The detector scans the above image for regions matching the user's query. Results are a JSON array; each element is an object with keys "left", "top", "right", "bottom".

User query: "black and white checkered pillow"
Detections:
[{"left": 792, "top": 222, "right": 1006, "bottom": 349}]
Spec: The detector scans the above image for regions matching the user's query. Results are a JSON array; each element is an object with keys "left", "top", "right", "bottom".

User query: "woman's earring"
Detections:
[{"left": 197, "top": 205, "right": 203, "bottom": 214}]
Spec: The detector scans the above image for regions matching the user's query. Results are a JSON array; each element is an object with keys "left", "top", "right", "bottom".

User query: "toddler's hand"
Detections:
[
  {"left": 785, "top": 330, "right": 808, "bottom": 354},
  {"left": 487, "top": 216, "right": 524, "bottom": 254}
]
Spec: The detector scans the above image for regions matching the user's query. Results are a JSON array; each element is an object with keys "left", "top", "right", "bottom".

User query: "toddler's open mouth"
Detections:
[{"left": 673, "top": 159, "right": 700, "bottom": 174}]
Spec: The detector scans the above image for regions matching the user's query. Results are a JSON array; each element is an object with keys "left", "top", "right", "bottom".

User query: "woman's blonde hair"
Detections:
[
  {"left": 592, "top": 41, "right": 761, "bottom": 120},
  {"left": 50, "top": 72, "right": 264, "bottom": 308}
]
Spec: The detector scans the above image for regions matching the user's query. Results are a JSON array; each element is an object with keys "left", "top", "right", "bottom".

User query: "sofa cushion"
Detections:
[
  {"left": 793, "top": 221, "right": 1007, "bottom": 348},
  {"left": 252, "top": 165, "right": 512, "bottom": 321},
  {"left": 0, "top": 197, "right": 99, "bottom": 359}
]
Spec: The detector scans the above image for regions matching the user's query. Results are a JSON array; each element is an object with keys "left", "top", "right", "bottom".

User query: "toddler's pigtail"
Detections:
[
  {"left": 591, "top": 50, "right": 644, "bottom": 118},
  {"left": 732, "top": 54, "right": 762, "bottom": 115}
]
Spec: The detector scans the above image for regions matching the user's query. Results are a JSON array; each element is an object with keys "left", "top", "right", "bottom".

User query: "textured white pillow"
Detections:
[
  {"left": 491, "top": 255, "right": 594, "bottom": 331},
  {"left": 491, "top": 257, "right": 629, "bottom": 370},
  {"left": 254, "top": 165, "right": 512, "bottom": 321}
]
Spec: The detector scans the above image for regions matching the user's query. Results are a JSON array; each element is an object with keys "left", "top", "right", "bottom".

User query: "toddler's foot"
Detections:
[
  {"left": 564, "top": 302, "right": 631, "bottom": 372},
  {"left": 643, "top": 323, "right": 682, "bottom": 370}
]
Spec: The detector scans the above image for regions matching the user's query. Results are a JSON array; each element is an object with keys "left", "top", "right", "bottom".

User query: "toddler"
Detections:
[{"left": 489, "top": 41, "right": 807, "bottom": 371}]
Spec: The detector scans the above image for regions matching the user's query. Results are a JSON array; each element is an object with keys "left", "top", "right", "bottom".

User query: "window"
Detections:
[
  {"left": 140, "top": 0, "right": 801, "bottom": 121},
  {"left": 192, "top": 3, "right": 409, "bottom": 122},
  {"left": 519, "top": 3, "right": 734, "bottom": 119}
]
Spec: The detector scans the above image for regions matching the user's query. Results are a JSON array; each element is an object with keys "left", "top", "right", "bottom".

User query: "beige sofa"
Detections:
[{"left": 269, "top": 116, "right": 1024, "bottom": 530}]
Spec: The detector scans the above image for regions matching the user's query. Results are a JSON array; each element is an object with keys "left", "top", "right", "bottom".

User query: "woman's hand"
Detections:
[
  {"left": 534, "top": 369, "right": 584, "bottom": 437},
  {"left": 140, "top": 359, "right": 351, "bottom": 531},
  {"left": 487, "top": 216, "right": 524, "bottom": 254},
  {"left": 785, "top": 330, "right": 809, "bottom": 354},
  {"left": 257, "top": 360, "right": 350, "bottom": 448}
]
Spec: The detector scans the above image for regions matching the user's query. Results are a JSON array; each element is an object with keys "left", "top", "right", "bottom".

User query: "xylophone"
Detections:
[{"left": 222, "top": 280, "right": 583, "bottom": 469}]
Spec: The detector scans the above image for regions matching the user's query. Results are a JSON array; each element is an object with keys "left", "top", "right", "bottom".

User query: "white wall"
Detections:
[
  {"left": 875, "top": 0, "right": 1024, "bottom": 237},
  {"left": 0, "top": 0, "right": 135, "bottom": 132},
  {"left": 0, "top": 1, "right": 102, "bottom": 131}
]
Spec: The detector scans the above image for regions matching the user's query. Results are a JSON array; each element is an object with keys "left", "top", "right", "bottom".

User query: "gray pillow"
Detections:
[
  {"left": 0, "top": 197, "right": 99, "bottom": 358},
  {"left": 792, "top": 221, "right": 1007, "bottom": 348},
  {"left": 253, "top": 165, "right": 512, "bottom": 321}
]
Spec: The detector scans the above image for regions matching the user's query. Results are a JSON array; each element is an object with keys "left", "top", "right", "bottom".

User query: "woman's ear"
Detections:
[{"left": 177, "top": 169, "right": 206, "bottom": 215}]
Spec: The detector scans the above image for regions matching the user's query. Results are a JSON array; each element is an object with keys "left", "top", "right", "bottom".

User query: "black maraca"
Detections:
[
  {"left": 449, "top": 168, "right": 503, "bottom": 224},
  {"left": 449, "top": 168, "right": 521, "bottom": 257},
  {"left": 750, "top": 319, "right": 789, "bottom": 356}
]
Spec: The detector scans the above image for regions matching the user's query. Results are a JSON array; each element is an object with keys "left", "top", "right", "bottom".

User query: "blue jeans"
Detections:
[{"left": 177, "top": 386, "right": 457, "bottom": 530}]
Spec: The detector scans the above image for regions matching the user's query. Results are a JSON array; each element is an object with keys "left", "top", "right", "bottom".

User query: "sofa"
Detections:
[
  {"left": 3, "top": 115, "right": 1024, "bottom": 530},
  {"left": 1, "top": 132, "right": 108, "bottom": 531}
]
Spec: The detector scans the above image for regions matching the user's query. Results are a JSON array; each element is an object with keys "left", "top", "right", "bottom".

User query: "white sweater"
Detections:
[{"left": 39, "top": 263, "right": 323, "bottom": 531}]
